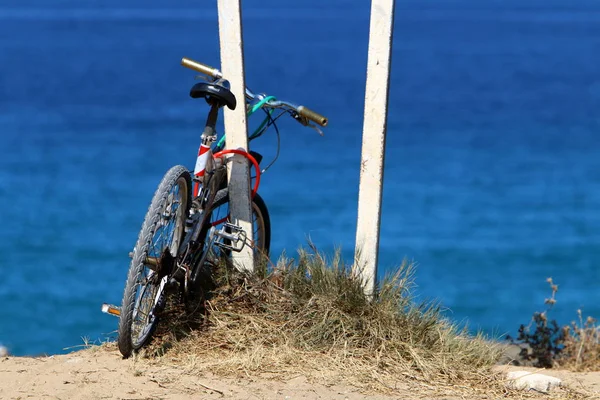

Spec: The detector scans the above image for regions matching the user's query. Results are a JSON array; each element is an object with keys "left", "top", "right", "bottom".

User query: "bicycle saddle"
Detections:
[{"left": 190, "top": 79, "right": 237, "bottom": 110}]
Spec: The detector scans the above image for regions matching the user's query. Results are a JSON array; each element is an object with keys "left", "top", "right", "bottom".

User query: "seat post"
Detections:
[{"left": 201, "top": 103, "right": 220, "bottom": 140}]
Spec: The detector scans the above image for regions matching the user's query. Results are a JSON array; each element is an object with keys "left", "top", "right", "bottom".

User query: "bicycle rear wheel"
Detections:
[{"left": 117, "top": 165, "right": 191, "bottom": 358}]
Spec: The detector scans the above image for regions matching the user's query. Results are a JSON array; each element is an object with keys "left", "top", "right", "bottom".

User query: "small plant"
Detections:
[
  {"left": 506, "top": 278, "right": 565, "bottom": 368},
  {"left": 508, "top": 278, "right": 600, "bottom": 370}
]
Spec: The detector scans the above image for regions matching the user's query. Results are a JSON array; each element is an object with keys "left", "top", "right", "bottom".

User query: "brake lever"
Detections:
[
  {"left": 292, "top": 112, "right": 309, "bottom": 127},
  {"left": 308, "top": 122, "right": 325, "bottom": 136},
  {"left": 292, "top": 112, "right": 324, "bottom": 136}
]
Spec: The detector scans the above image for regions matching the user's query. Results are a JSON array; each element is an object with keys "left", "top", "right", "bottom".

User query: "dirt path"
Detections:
[{"left": 1, "top": 346, "right": 599, "bottom": 399}]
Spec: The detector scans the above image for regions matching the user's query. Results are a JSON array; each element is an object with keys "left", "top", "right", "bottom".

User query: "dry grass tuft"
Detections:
[
  {"left": 560, "top": 310, "right": 600, "bottom": 371},
  {"left": 136, "top": 247, "right": 508, "bottom": 394}
]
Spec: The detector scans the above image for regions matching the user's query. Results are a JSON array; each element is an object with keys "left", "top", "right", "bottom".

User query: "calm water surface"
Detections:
[{"left": 0, "top": 0, "right": 599, "bottom": 355}]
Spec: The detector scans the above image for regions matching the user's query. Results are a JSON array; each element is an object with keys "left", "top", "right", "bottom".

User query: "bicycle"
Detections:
[{"left": 102, "top": 57, "right": 328, "bottom": 358}]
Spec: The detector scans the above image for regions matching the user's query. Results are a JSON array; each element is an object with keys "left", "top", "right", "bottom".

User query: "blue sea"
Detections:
[{"left": 1, "top": 0, "right": 599, "bottom": 356}]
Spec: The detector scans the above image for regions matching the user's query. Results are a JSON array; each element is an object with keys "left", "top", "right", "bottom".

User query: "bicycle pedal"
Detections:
[
  {"left": 101, "top": 303, "right": 121, "bottom": 317},
  {"left": 213, "top": 223, "right": 247, "bottom": 252}
]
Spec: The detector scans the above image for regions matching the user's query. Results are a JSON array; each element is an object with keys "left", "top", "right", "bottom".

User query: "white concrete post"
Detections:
[
  {"left": 354, "top": 0, "right": 396, "bottom": 296},
  {"left": 217, "top": 0, "right": 254, "bottom": 272}
]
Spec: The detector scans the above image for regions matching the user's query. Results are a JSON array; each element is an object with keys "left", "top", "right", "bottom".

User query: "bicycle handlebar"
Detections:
[
  {"left": 181, "top": 57, "right": 328, "bottom": 127},
  {"left": 297, "top": 106, "right": 328, "bottom": 127},
  {"left": 181, "top": 57, "right": 222, "bottom": 79}
]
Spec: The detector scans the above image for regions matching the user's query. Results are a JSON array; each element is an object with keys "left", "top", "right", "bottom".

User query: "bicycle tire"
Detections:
[
  {"left": 249, "top": 193, "right": 271, "bottom": 255},
  {"left": 117, "top": 165, "right": 191, "bottom": 358}
]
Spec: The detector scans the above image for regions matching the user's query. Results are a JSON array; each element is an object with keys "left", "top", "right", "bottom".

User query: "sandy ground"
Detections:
[{"left": 1, "top": 346, "right": 600, "bottom": 400}]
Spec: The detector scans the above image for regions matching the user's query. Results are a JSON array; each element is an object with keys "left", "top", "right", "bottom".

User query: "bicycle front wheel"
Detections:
[
  {"left": 190, "top": 192, "right": 271, "bottom": 292},
  {"left": 117, "top": 165, "right": 191, "bottom": 358},
  {"left": 208, "top": 192, "right": 270, "bottom": 260}
]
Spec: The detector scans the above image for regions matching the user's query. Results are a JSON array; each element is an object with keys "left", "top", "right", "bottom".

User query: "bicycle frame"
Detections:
[
  {"left": 193, "top": 142, "right": 212, "bottom": 198},
  {"left": 192, "top": 103, "right": 261, "bottom": 204}
]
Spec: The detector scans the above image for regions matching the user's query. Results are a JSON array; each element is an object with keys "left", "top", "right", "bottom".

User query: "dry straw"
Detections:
[
  {"left": 133, "top": 247, "right": 588, "bottom": 398},
  {"left": 138, "top": 248, "right": 492, "bottom": 386}
]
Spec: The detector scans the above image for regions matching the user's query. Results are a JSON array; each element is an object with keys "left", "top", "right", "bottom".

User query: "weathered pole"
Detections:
[
  {"left": 217, "top": 0, "right": 255, "bottom": 272},
  {"left": 354, "top": 0, "right": 396, "bottom": 295}
]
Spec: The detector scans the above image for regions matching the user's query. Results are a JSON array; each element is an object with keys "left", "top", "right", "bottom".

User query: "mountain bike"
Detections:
[{"left": 103, "top": 57, "right": 328, "bottom": 358}]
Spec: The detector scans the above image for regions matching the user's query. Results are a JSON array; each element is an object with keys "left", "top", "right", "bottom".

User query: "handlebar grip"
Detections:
[
  {"left": 297, "top": 106, "right": 328, "bottom": 127},
  {"left": 181, "top": 57, "right": 222, "bottom": 79}
]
